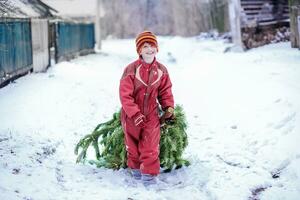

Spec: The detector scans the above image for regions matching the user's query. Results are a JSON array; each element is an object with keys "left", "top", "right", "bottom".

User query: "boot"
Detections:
[
  {"left": 131, "top": 169, "right": 141, "bottom": 180},
  {"left": 141, "top": 174, "right": 157, "bottom": 187}
]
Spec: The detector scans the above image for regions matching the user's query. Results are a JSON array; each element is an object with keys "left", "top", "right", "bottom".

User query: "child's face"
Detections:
[{"left": 139, "top": 42, "right": 157, "bottom": 62}]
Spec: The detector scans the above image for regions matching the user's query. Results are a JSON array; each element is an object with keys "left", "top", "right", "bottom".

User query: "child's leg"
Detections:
[
  {"left": 138, "top": 119, "right": 161, "bottom": 175},
  {"left": 123, "top": 118, "right": 142, "bottom": 169}
]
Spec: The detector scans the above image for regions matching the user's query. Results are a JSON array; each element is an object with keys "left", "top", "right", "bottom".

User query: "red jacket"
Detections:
[{"left": 119, "top": 57, "right": 174, "bottom": 120}]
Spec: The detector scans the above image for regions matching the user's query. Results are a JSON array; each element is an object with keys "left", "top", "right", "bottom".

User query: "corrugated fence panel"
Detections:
[
  {"left": 31, "top": 19, "right": 49, "bottom": 72},
  {"left": 0, "top": 18, "right": 32, "bottom": 84},
  {"left": 55, "top": 22, "right": 95, "bottom": 62},
  {"left": 0, "top": 18, "right": 32, "bottom": 85}
]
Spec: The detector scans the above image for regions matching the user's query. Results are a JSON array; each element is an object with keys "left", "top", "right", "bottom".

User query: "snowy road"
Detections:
[{"left": 1, "top": 37, "right": 300, "bottom": 200}]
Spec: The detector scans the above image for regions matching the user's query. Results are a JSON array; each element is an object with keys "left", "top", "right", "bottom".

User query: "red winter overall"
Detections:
[{"left": 119, "top": 57, "right": 174, "bottom": 175}]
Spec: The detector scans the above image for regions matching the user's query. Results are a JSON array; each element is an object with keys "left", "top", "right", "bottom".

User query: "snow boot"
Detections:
[
  {"left": 141, "top": 174, "right": 157, "bottom": 187},
  {"left": 131, "top": 169, "right": 142, "bottom": 180},
  {"left": 125, "top": 169, "right": 141, "bottom": 187}
]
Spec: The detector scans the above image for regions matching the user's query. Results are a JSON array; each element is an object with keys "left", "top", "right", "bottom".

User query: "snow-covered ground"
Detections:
[{"left": 0, "top": 37, "right": 300, "bottom": 200}]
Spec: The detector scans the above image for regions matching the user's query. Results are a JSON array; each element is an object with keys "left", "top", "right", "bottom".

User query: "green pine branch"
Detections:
[{"left": 75, "top": 105, "right": 190, "bottom": 172}]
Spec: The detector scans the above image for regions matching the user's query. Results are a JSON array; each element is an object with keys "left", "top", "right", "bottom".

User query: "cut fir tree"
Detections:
[{"left": 74, "top": 105, "right": 190, "bottom": 172}]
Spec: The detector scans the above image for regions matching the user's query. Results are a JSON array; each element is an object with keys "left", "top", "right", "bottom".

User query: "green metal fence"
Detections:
[
  {"left": 0, "top": 18, "right": 33, "bottom": 86},
  {"left": 55, "top": 22, "right": 95, "bottom": 62}
]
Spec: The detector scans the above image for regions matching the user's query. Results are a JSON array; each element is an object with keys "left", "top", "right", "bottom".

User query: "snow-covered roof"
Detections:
[
  {"left": 0, "top": 0, "right": 57, "bottom": 18},
  {"left": 41, "top": 0, "right": 97, "bottom": 17}
]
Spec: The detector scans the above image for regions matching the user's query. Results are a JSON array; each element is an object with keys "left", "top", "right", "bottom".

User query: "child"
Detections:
[{"left": 119, "top": 31, "right": 175, "bottom": 186}]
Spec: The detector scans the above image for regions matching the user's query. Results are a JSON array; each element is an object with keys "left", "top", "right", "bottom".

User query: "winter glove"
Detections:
[
  {"left": 160, "top": 107, "right": 175, "bottom": 126},
  {"left": 132, "top": 112, "right": 146, "bottom": 128},
  {"left": 164, "top": 107, "right": 175, "bottom": 120}
]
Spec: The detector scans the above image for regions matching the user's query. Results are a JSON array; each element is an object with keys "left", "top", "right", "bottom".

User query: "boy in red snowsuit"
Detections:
[{"left": 119, "top": 31, "right": 175, "bottom": 186}]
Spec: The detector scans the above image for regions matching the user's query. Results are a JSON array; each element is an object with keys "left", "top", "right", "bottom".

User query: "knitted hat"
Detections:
[{"left": 135, "top": 31, "right": 158, "bottom": 54}]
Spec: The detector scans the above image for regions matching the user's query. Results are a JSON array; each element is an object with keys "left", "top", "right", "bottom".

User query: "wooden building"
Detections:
[{"left": 229, "top": 0, "right": 292, "bottom": 49}]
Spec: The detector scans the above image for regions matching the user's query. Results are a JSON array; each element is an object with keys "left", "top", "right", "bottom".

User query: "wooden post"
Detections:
[
  {"left": 289, "top": 0, "right": 300, "bottom": 48},
  {"left": 298, "top": 9, "right": 300, "bottom": 49},
  {"left": 228, "top": 0, "right": 243, "bottom": 50},
  {"left": 95, "top": 0, "right": 101, "bottom": 50},
  {"left": 290, "top": 6, "right": 299, "bottom": 48}
]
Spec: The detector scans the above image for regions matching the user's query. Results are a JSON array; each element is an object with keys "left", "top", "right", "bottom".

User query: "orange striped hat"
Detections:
[{"left": 135, "top": 31, "right": 158, "bottom": 54}]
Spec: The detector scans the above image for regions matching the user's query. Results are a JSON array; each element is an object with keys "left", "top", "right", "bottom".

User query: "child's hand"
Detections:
[
  {"left": 160, "top": 107, "right": 175, "bottom": 127},
  {"left": 164, "top": 107, "right": 175, "bottom": 120}
]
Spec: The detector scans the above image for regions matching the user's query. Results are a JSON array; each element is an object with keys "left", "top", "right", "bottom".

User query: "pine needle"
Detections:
[{"left": 75, "top": 105, "right": 190, "bottom": 172}]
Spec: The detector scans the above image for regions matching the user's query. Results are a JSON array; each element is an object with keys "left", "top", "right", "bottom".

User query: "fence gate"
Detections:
[
  {"left": 31, "top": 18, "right": 50, "bottom": 72},
  {"left": 0, "top": 18, "right": 32, "bottom": 86},
  {"left": 55, "top": 22, "right": 95, "bottom": 63}
]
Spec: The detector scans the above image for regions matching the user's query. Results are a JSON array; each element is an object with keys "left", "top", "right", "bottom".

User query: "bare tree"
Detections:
[{"left": 100, "top": 0, "right": 229, "bottom": 38}]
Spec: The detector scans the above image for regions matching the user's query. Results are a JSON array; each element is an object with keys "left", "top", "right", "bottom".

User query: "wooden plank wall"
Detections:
[{"left": 241, "top": 0, "right": 289, "bottom": 27}]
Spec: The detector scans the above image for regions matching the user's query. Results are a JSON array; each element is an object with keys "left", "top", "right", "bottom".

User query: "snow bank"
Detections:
[{"left": 0, "top": 37, "right": 299, "bottom": 200}]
